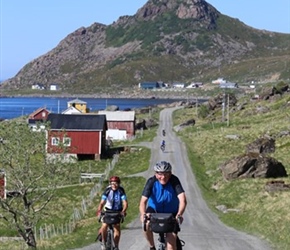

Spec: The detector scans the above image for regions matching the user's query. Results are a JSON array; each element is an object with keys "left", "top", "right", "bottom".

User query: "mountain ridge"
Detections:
[{"left": 2, "top": 0, "right": 290, "bottom": 94}]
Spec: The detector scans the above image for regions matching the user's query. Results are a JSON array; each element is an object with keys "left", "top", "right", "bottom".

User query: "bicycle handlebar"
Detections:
[
  {"left": 142, "top": 213, "right": 182, "bottom": 232},
  {"left": 98, "top": 211, "right": 125, "bottom": 224}
]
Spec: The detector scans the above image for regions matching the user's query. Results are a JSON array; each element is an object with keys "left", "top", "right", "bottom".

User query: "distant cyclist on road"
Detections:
[
  {"left": 162, "top": 129, "right": 166, "bottom": 136},
  {"left": 160, "top": 140, "right": 166, "bottom": 151},
  {"left": 139, "top": 161, "right": 187, "bottom": 250},
  {"left": 96, "top": 176, "right": 128, "bottom": 250}
]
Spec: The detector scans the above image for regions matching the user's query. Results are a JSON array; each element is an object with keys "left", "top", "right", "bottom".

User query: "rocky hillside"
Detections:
[{"left": 2, "top": 0, "right": 290, "bottom": 94}]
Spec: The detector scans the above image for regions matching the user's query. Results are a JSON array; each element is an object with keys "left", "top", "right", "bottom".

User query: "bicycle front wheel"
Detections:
[{"left": 106, "top": 228, "right": 114, "bottom": 250}]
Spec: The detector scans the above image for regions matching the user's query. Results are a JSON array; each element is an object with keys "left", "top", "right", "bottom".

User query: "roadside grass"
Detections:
[
  {"left": 5, "top": 95, "right": 290, "bottom": 249},
  {"left": 34, "top": 146, "right": 150, "bottom": 250},
  {"left": 0, "top": 142, "right": 151, "bottom": 250},
  {"left": 174, "top": 94, "right": 290, "bottom": 250}
]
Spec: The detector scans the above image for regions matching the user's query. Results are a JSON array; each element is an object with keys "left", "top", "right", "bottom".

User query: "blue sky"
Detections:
[{"left": 0, "top": 0, "right": 289, "bottom": 81}]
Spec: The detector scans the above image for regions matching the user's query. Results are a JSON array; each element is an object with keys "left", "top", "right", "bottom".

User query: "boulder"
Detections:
[
  {"left": 207, "top": 93, "right": 237, "bottom": 111},
  {"left": 246, "top": 136, "right": 275, "bottom": 154},
  {"left": 219, "top": 153, "right": 287, "bottom": 180}
]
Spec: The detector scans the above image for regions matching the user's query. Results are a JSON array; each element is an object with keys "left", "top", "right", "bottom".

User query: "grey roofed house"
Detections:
[
  {"left": 98, "top": 111, "right": 135, "bottom": 121},
  {"left": 47, "top": 113, "right": 107, "bottom": 131},
  {"left": 67, "top": 98, "right": 87, "bottom": 105}
]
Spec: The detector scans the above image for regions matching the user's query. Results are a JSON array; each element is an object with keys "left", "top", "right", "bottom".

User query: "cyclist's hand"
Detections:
[
  {"left": 96, "top": 210, "right": 101, "bottom": 219},
  {"left": 121, "top": 211, "right": 127, "bottom": 217},
  {"left": 140, "top": 213, "right": 148, "bottom": 223},
  {"left": 176, "top": 214, "right": 183, "bottom": 225}
]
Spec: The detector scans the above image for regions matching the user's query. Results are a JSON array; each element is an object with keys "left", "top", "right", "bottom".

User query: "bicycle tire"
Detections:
[{"left": 106, "top": 229, "right": 113, "bottom": 250}]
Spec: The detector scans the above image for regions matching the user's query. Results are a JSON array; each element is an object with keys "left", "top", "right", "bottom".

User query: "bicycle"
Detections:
[
  {"left": 162, "top": 130, "right": 166, "bottom": 136},
  {"left": 98, "top": 211, "right": 124, "bottom": 250},
  {"left": 160, "top": 144, "right": 165, "bottom": 152},
  {"left": 143, "top": 213, "right": 184, "bottom": 250}
]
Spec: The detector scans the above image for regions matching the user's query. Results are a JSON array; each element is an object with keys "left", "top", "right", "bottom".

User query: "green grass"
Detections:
[
  {"left": 3, "top": 94, "right": 290, "bottom": 249},
  {"left": 174, "top": 93, "right": 290, "bottom": 250}
]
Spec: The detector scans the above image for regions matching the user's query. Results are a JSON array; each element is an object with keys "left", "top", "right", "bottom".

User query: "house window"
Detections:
[
  {"left": 63, "top": 137, "right": 71, "bottom": 147},
  {"left": 51, "top": 137, "right": 60, "bottom": 146}
]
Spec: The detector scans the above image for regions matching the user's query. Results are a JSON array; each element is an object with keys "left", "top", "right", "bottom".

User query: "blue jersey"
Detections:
[
  {"left": 141, "top": 175, "right": 184, "bottom": 214},
  {"left": 101, "top": 186, "right": 127, "bottom": 211}
]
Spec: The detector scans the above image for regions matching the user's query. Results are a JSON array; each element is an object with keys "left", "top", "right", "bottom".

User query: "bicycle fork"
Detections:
[
  {"left": 106, "top": 226, "right": 115, "bottom": 250},
  {"left": 158, "top": 233, "right": 166, "bottom": 250}
]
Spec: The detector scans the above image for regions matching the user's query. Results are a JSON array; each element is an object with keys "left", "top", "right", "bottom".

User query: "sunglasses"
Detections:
[
  {"left": 156, "top": 172, "right": 170, "bottom": 176},
  {"left": 110, "top": 182, "right": 119, "bottom": 185}
]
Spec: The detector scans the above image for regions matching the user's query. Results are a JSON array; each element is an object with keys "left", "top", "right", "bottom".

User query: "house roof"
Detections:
[
  {"left": 67, "top": 98, "right": 87, "bottom": 104},
  {"left": 47, "top": 113, "right": 107, "bottom": 130},
  {"left": 29, "top": 107, "right": 50, "bottom": 118},
  {"left": 98, "top": 111, "right": 135, "bottom": 121},
  {"left": 62, "top": 106, "right": 82, "bottom": 114}
]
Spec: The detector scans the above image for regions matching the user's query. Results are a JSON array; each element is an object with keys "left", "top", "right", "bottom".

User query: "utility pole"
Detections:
[
  {"left": 222, "top": 91, "right": 225, "bottom": 122},
  {"left": 227, "top": 94, "right": 230, "bottom": 126}
]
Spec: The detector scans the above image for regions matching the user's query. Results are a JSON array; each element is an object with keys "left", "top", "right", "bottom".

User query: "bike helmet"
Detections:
[
  {"left": 153, "top": 161, "right": 172, "bottom": 172},
  {"left": 109, "top": 176, "right": 121, "bottom": 183}
]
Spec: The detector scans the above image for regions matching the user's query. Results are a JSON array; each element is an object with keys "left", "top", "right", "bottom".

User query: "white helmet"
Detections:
[{"left": 154, "top": 161, "right": 172, "bottom": 172}]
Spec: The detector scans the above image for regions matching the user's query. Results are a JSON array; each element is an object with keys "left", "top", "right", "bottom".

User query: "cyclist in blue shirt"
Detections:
[
  {"left": 96, "top": 176, "right": 128, "bottom": 250},
  {"left": 139, "top": 161, "right": 187, "bottom": 250}
]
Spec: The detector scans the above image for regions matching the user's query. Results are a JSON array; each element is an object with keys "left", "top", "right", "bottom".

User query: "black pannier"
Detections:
[
  {"left": 149, "top": 213, "right": 176, "bottom": 233},
  {"left": 103, "top": 212, "right": 121, "bottom": 225}
]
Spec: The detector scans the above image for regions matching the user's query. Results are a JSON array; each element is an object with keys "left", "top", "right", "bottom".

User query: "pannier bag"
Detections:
[
  {"left": 149, "top": 213, "right": 176, "bottom": 233},
  {"left": 103, "top": 212, "right": 121, "bottom": 225}
]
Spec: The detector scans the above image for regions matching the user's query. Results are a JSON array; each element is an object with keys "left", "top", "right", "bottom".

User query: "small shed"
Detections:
[
  {"left": 98, "top": 111, "right": 135, "bottom": 140},
  {"left": 220, "top": 82, "right": 238, "bottom": 89},
  {"left": 46, "top": 114, "right": 107, "bottom": 160}
]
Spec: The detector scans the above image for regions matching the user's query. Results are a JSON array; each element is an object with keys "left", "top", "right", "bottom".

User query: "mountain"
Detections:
[{"left": 2, "top": 0, "right": 290, "bottom": 94}]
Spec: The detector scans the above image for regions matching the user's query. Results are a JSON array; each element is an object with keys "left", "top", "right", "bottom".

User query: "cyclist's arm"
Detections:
[
  {"left": 121, "top": 197, "right": 128, "bottom": 214},
  {"left": 176, "top": 192, "right": 187, "bottom": 218},
  {"left": 139, "top": 195, "right": 148, "bottom": 222},
  {"left": 96, "top": 199, "right": 106, "bottom": 215}
]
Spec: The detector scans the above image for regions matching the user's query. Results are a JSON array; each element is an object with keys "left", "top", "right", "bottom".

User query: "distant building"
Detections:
[
  {"left": 46, "top": 114, "right": 107, "bottom": 161},
  {"left": 220, "top": 82, "right": 238, "bottom": 89},
  {"left": 50, "top": 84, "right": 60, "bottom": 91},
  {"left": 172, "top": 82, "right": 185, "bottom": 88},
  {"left": 27, "top": 107, "right": 50, "bottom": 131},
  {"left": 0, "top": 170, "right": 6, "bottom": 199},
  {"left": 32, "top": 83, "right": 45, "bottom": 90},
  {"left": 212, "top": 78, "right": 227, "bottom": 84},
  {"left": 98, "top": 110, "right": 135, "bottom": 140},
  {"left": 186, "top": 82, "right": 203, "bottom": 88},
  {"left": 62, "top": 106, "right": 83, "bottom": 115},
  {"left": 138, "top": 82, "right": 160, "bottom": 89},
  {"left": 67, "top": 98, "right": 88, "bottom": 113}
]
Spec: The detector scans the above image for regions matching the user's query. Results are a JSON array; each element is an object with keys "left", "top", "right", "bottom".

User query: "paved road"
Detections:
[{"left": 75, "top": 107, "right": 272, "bottom": 250}]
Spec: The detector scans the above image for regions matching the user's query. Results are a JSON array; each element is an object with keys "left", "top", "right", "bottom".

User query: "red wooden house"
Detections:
[
  {"left": 28, "top": 107, "right": 50, "bottom": 120},
  {"left": 0, "top": 170, "right": 6, "bottom": 199},
  {"left": 27, "top": 107, "right": 50, "bottom": 130},
  {"left": 46, "top": 114, "right": 107, "bottom": 160}
]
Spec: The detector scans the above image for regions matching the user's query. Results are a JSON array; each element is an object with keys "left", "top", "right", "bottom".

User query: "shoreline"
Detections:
[{"left": 0, "top": 88, "right": 210, "bottom": 100}]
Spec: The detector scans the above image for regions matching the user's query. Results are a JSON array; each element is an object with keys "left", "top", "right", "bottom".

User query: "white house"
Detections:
[
  {"left": 62, "top": 106, "right": 83, "bottom": 115},
  {"left": 172, "top": 82, "right": 185, "bottom": 88},
  {"left": 212, "top": 78, "right": 227, "bottom": 84},
  {"left": 50, "top": 84, "right": 60, "bottom": 91}
]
